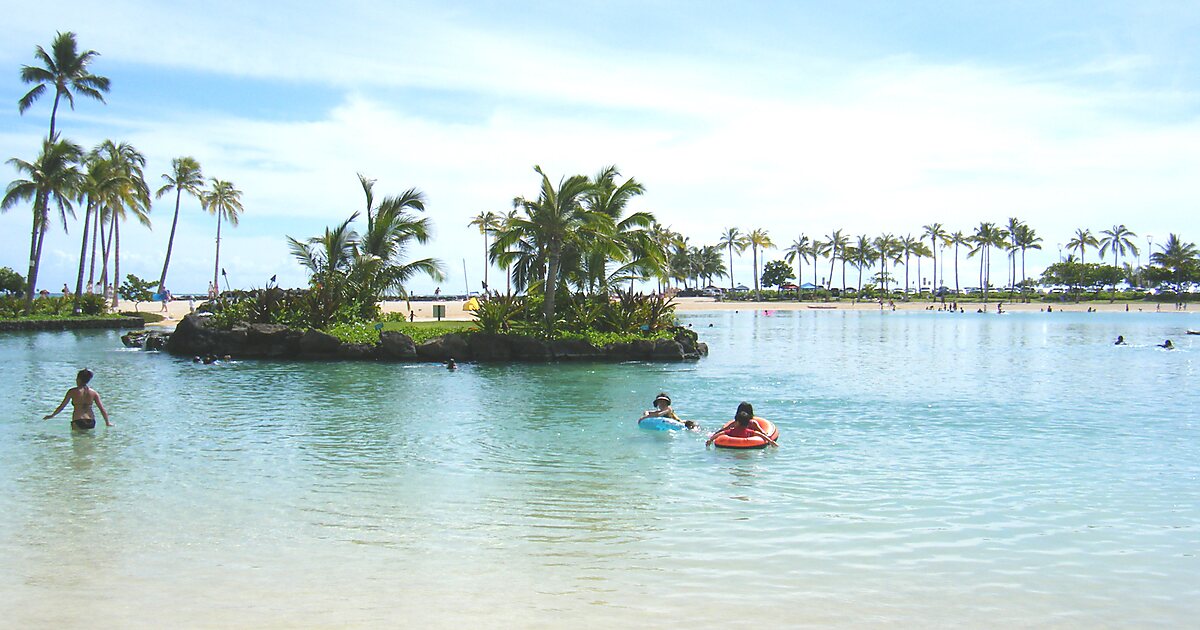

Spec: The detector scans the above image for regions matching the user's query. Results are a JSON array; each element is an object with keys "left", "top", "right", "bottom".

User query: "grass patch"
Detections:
[
  {"left": 0, "top": 313, "right": 127, "bottom": 322},
  {"left": 380, "top": 320, "right": 476, "bottom": 344},
  {"left": 121, "top": 311, "right": 164, "bottom": 323}
]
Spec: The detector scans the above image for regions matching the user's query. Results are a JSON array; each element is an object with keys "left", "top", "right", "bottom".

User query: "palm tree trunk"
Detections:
[
  {"left": 72, "top": 198, "right": 94, "bottom": 314},
  {"left": 954, "top": 244, "right": 960, "bottom": 295},
  {"left": 544, "top": 243, "right": 562, "bottom": 329},
  {"left": 827, "top": 248, "right": 836, "bottom": 289},
  {"left": 728, "top": 245, "right": 735, "bottom": 290},
  {"left": 23, "top": 194, "right": 45, "bottom": 313},
  {"left": 158, "top": 188, "right": 184, "bottom": 293},
  {"left": 87, "top": 207, "right": 100, "bottom": 286},
  {"left": 213, "top": 212, "right": 223, "bottom": 291},
  {"left": 752, "top": 245, "right": 760, "bottom": 301},
  {"left": 48, "top": 91, "right": 61, "bottom": 143},
  {"left": 99, "top": 212, "right": 113, "bottom": 295},
  {"left": 112, "top": 217, "right": 120, "bottom": 309},
  {"left": 482, "top": 231, "right": 489, "bottom": 291},
  {"left": 841, "top": 258, "right": 847, "bottom": 293}
]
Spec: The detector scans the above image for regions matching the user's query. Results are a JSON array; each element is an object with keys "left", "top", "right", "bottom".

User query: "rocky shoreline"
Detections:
[
  {"left": 0, "top": 315, "right": 145, "bottom": 332},
  {"left": 127, "top": 313, "right": 708, "bottom": 362}
]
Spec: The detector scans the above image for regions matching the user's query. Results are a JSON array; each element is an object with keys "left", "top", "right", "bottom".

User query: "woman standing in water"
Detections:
[{"left": 43, "top": 369, "right": 112, "bottom": 430}]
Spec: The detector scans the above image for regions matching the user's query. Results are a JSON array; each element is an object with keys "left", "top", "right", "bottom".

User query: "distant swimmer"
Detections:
[
  {"left": 639, "top": 392, "right": 697, "bottom": 429},
  {"left": 707, "top": 402, "right": 778, "bottom": 447},
  {"left": 43, "top": 368, "right": 111, "bottom": 430},
  {"left": 1114, "top": 335, "right": 1126, "bottom": 345},
  {"left": 1158, "top": 339, "right": 1175, "bottom": 350},
  {"left": 446, "top": 357, "right": 458, "bottom": 370}
]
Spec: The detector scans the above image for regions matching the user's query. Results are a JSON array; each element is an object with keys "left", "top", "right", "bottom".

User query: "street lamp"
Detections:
[{"left": 1057, "top": 243, "right": 1063, "bottom": 262}]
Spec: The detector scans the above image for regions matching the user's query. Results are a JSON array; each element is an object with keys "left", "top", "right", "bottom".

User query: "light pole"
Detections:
[{"left": 1057, "top": 243, "right": 1063, "bottom": 262}]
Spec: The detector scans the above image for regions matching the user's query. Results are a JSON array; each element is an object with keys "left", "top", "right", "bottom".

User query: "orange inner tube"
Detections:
[{"left": 712, "top": 418, "right": 778, "bottom": 449}]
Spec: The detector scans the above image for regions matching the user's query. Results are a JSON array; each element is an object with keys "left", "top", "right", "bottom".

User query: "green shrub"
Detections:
[
  {"left": 78, "top": 293, "right": 108, "bottom": 315},
  {"left": 0, "top": 267, "right": 25, "bottom": 295},
  {"left": 326, "top": 320, "right": 382, "bottom": 345}
]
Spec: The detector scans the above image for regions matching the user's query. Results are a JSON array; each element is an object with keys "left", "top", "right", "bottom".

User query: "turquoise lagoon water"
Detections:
[{"left": 1, "top": 310, "right": 1197, "bottom": 627}]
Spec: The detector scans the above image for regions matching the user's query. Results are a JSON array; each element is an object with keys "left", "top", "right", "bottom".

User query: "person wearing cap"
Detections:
[{"left": 639, "top": 393, "right": 697, "bottom": 429}]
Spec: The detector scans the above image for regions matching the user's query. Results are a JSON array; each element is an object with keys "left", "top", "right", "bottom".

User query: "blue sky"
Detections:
[{"left": 2, "top": 1, "right": 1199, "bottom": 293}]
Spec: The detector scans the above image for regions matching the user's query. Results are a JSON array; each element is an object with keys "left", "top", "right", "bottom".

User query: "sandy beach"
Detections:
[{"left": 124, "top": 295, "right": 1188, "bottom": 328}]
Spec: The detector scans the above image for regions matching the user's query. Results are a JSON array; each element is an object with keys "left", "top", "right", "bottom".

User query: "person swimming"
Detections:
[
  {"left": 1115, "top": 335, "right": 1126, "bottom": 345},
  {"left": 43, "top": 368, "right": 111, "bottom": 430},
  {"left": 639, "top": 393, "right": 697, "bottom": 429},
  {"left": 1158, "top": 339, "right": 1175, "bottom": 350},
  {"left": 706, "top": 402, "right": 778, "bottom": 447},
  {"left": 446, "top": 357, "right": 458, "bottom": 370}
]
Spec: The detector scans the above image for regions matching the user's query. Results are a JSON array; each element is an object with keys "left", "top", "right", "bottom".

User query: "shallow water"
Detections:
[{"left": 1, "top": 310, "right": 1197, "bottom": 627}]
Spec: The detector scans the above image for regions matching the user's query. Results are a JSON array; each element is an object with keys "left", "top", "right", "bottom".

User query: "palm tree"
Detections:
[
  {"left": 748, "top": 228, "right": 774, "bottom": 301},
  {"left": 873, "top": 234, "right": 897, "bottom": 293},
  {"left": 202, "top": 179, "right": 244, "bottom": 292},
  {"left": 784, "top": 235, "right": 811, "bottom": 300},
  {"left": 718, "top": 227, "right": 748, "bottom": 290},
  {"left": 18, "top": 31, "right": 110, "bottom": 143},
  {"left": 95, "top": 141, "right": 151, "bottom": 307},
  {"left": 2, "top": 136, "right": 83, "bottom": 311},
  {"left": 1004, "top": 217, "right": 1023, "bottom": 294},
  {"left": 968, "top": 222, "right": 1007, "bottom": 302},
  {"left": 582, "top": 165, "right": 651, "bottom": 294},
  {"left": 1149, "top": 234, "right": 1199, "bottom": 294},
  {"left": 155, "top": 157, "right": 204, "bottom": 293},
  {"left": 493, "top": 166, "right": 602, "bottom": 328},
  {"left": 1099, "top": 224, "right": 1138, "bottom": 296},
  {"left": 468, "top": 211, "right": 499, "bottom": 292},
  {"left": 922, "top": 223, "right": 948, "bottom": 295},
  {"left": 1067, "top": 228, "right": 1098, "bottom": 264},
  {"left": 913, "top": 242, "right": 933, "bottom": 298},
  {"left": 949, "top": 231, "right": 968, "bottom": 296},
  {"left": 353, "top": 193, "right": 444, "bottom": 316},
  {"left": 72, "top": 153, "right": 123, "bottom": 312},
  {"left": 825, "top": 229, "right": 847, "bottom": 290},
  {"left": 851, "top": 235, "right": 873, "bottom": 297},
  {"left": 1014, "top": 224, "right": 1042, "bottom": 300},
  {"left": 897, "top": 234, "right": 919, "bottom": 298}
]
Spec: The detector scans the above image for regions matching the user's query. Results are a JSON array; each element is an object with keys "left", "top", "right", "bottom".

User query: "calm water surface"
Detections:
[{"left": 1, "top": 310, "right": 1197, "bottom": 627}]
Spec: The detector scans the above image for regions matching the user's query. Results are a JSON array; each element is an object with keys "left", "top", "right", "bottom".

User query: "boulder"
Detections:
[
  {"left": 467, "top": 333, "right": 512, "bottom": 361},
  {"left": 602, "top": 339, "right": 655, "bottom": 360},
  {"left": 167, "top": 313, "right": 219, "bottom": 355},
  {"left": 143, "top": 332, "right": 169, "bottom": 351},
  {"left": 550, "top": 338, "right": 603, "bottom": 360},
  {"left": 649, "top": 339, "right": 686, "bottom": 361},
  {"left": 244, "top": 323, "right": 302, "bottom": 357},
  {"left": 337, "top": 343, "right": 377, "bottom": 360},
  {"left": 300, "top": 329, "right": 342, "bottom": 357},
  {"left": 379, "top": 330, "right": 418, "bottom": 359},
  {"left": 508, "top": 335, "right": 552, "bottom": 361},
  {"left": 416, "top": 333, "right": 470, "bottom": 362},
  {"left": 121, "top": 330, "right": 148, "bottom": 348}
]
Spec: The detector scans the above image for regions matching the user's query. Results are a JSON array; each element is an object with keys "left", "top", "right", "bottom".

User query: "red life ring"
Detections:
[{"left": 712, "top": 418, "right": 778, "bottom": 449}]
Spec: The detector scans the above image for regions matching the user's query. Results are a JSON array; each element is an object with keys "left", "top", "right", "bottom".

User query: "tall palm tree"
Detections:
[
  {"left": 718, "top": 227, "right": 748, "bottom": 290},
  {"left": 493, "top": 166, "right": 602, "bottom": 328},
  {"left": 3, "top": 136, "right": 84, "bottom": 311},
  {"left": 748, "top": 228, "right": 774, "bottom": 301},
  {"left": 1099, "top": 224, "right": 1138, "bottom": 296},
  {"left": 354, "top": 193, "right": 444, "bottom": 316},
  {"left": 825, "top": 229, "right": 847, "bottom": 290},
  {"left": 1067, "top": 228, "right": 1098, "bottom": 264},
  {"left": 897, "top": 234, "right": 919, "bottom": 298},
  {"left": 582, "top": 165, "right": 651, "bottom": 294},
  {"left": 784, "top": 235, "right": 811, "bottom": 300},
  {"left": 72, "top": 153, "right": 123, "bottom": 312},
  {"left": 95, "top": 141, "right": 151, "bottom": 307},
  {"left": 968, "top": 222, "right": 1007, "bottom": 302},
  {"left": 1004, "top": 217, "right": 1023, "bottom": 294},
  {"left": 852, "top": 235, "right": 873, "bottom": 296},
  {"left": 202, "top": 179, "right": 244, "bottom": 292},
  {"left": 912, "top": 242, "right": 933, "bottom": 298},
  {"left": 155, "top": 157, "right": 204, "bottom": 293},
  {"left": 922, "top": 223, "right": 948, "bottom": 294},
  {"left": 949, "top": 231, "right": 968, "bottom": 296},
  {"left": 1149, "top": 234, "right": 1198, "bottom": 294},
  {"left": 468, "top": 211, "right": 499, "bottom": 292},
  {"left": 1013, "top": 224, "right": 1042, "bottom": 300},
  {"left": 18, "top": 31, "right": 110, "bottom": 143},
  {"left": 873, "top": 233, "right": 897, "bottom": 293}
]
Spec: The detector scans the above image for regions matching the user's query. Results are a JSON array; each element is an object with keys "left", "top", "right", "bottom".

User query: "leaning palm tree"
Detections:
[
  {"left": 784, "top": 235, "right": 811, "bottom": 300},
  {"left": 155, "top": 157, "right": 204, "bottom": 293},
  {"left": 96, "top": 141, "right": 151, "bottom": 307},
  {"left": 1099, "top": 224, "right": 1138, "bottom": 297},
  {"left": 202, "top": 179, "right": 244, "bottom": 292},
  {"left": 582, "top": 165, "right": 651, "bottom": 294},
  {"left": 493, "top": 165, "right": 602, "bottom": 328},
  {"left": 718, "top": 227, "right": 748, "bottom": 290},
  {"left": 747, "top": 228, "right": 774, "bottom": 301},
  {"left": 354, "top": 193, "right": 444, "bottom": 317},
  {"left": 3, "top": 136, "right": 84, "bottom": 311},
  {"left": 18, "top": 31, "right": 110, "bottom": 143},
  {"left": 1067, "top": 228, "right": 1098, "bottom": 264},
  {"left": 468, "top": 211, "right": 499, "bottom": 292},
  {"left": 922, "top": 223, "right": 948, "bottom": 295}
]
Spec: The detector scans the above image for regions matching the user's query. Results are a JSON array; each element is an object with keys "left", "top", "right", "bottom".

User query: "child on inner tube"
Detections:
[
  {"left": 639, "top": 393, "right": 697, "bottom": 429},
  {"left": 707, "top": 402, "right": 778, "bottom": 447}
]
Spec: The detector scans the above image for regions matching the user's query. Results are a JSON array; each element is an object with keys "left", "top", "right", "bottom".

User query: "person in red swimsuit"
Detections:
[{"left": 707, "top": 402, "right": 777, "bottom": 447}]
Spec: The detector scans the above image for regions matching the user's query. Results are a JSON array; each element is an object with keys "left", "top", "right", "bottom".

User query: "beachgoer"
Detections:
[
  {"left": 1158, "top": 340, "right": 1174, "bottom": 350},
  {"left": 639, "top": 392, "right": 697, "bottom": 429},
  {"left": 409, "top": 310, "right": 415, "bottom": 323},
  {"left": 160, "top": 288, "right": 171, "bottom": 313},
  {"left": 434, "top": 287, "right": 441, "bottom": 296},
  {"left": 446, "top": 357, "right": 457, "bottom": 370},
  {"left": 1115, "top": 335, "right": 1126, "bottom": 345},
  {"left": 38, "top": 288, "right": 50, "bottom": 299},
  {"left": 85, "top": 281, "right": 94, "bottom": 294},
  {"left": 707, "top": 402, "right": 777, "bottom": 447},
  {"left": 43, "top": 368, "right": 111, "bottom": 430},
  {"left": 61, "top": 283, "right": 70, "bottom": 298}
]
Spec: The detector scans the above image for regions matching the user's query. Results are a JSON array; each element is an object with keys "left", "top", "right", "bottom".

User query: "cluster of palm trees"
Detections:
[
  {"left": 705, "top": 220, "right": 1161, "bottom": 301},
  {"left": 288, "top": 175, "right": 443, "bottom": 325},
  {"left": 1, "top": 32, "right": 243, "bottom": 315}
]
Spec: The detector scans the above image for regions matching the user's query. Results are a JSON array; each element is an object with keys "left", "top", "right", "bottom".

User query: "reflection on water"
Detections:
[{"left": 0, "top": 314, "right": 1198, "bottom": 627}]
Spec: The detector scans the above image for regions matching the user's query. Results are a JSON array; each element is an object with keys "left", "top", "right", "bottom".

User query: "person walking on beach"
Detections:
[{"left": 43, "top": 368, "right": 112, "bottom": 430}]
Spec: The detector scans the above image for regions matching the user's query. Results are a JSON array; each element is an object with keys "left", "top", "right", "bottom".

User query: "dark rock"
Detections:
[
  {"left": 244, "top": 323, "right": 302, "bottom": 357},
  {"left": 121, "top": 330, "right": 147, "bottom": 348},
  {"left": 650, "top": 339, "right": 686, "bottom": 360},
  {"left": 300, "top": 329, "right": 342, "bottom": 356},
  {"left": 550, "top": 338, "right": 603, "bottom": 360},
  {"left": 143, "top": 332, "right": 169, "bottom": 351},
  {"left": 696, "top": 342, "right": 708, "bottom": 356},
  {"left": 509, "top": 335, "right": 552, "bottom": 360},
  {"left": 379, "top": 330, "right": 417, "bottom": 359},
  {"left": 416, "top": 333, "right": 470, "bottom": 362},
  {"left": 468, "top": 333, "right": 512, "bottom": 361},
  {"left": 337, "top": 343, "right": 376, "bottom": 360},
  {"left": 603, "top": 339, "right": 655, "bottom": 360}
]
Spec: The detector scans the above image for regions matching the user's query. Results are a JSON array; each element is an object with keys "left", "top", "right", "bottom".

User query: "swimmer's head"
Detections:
[
  {"left": 735, "top": 401, "right": 754, "bottom": 425},
  {"left": 653, "top": 393, "right": 671, "bottom": 409},
  {"left": 76, "top": 368, "right": 93, "bottom": 385}
]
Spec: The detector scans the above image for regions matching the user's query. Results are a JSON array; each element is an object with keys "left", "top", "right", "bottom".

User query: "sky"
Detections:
[{"left": 2, "top": 1, "right": 1199, "bottom": 294}]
